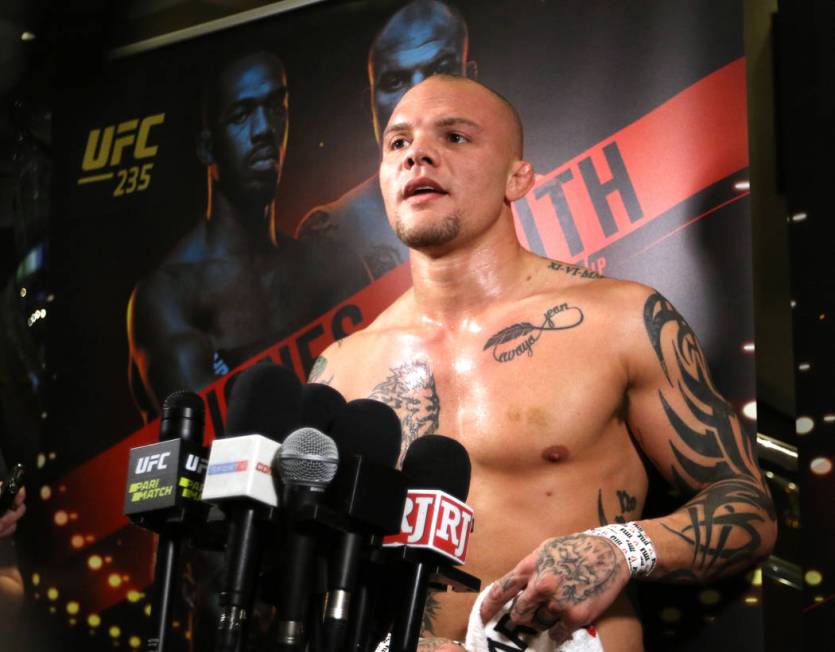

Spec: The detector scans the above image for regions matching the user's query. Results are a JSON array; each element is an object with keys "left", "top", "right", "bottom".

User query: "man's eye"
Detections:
[
  {"left": 447, "top": 132, "right": 467, "bottom": 144},
  {"left": 390, "top": 137, "right": 408, "bottom": 150},
  {"left": 379, "top": 73, "right": 407, "bottom": 93},
  {"left": 228, "top": 110, "right": 248, "bottom": 125},
  {"left": 431, "top": 55, "right": 457, "bottom": 74}
]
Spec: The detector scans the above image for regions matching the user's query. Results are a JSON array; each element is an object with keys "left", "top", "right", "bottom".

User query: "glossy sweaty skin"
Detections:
[
  {"left": 296, "top": 0, "right": 472, "bottom": 278},
  {"left": 127, "top": 52, "right": 369, "bottom": 418},
  {"left": 312, "top": 77, "right": 776, "bottom": 650}
]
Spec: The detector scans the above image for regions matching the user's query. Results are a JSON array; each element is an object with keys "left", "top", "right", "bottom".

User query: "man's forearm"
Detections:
[{"left": 639, "top": 472, "right": 777, "bottom": 583}]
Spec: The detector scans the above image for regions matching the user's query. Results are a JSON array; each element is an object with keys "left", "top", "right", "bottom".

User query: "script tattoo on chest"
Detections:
[
  {"left": 644, "top": 292, "right": 775, "bottom": 581},
  {"left": 368, "top": 360, "right": 440, "bottom": 465},
  {"left": 482, "top": 302, "right": 584, "bottom": 363}
]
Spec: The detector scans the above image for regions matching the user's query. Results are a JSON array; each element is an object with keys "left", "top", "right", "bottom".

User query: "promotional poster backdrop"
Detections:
[{"left": 3, "top": 1, "right": 758, "bottom": 650}]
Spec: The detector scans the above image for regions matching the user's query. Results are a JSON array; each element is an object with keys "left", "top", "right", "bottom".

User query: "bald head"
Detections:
[
  {"left": 368, "top": 0, "right": 470, "bottom": 143},
  {"left": 392, "top": 74, "right": 524, "bottom": 159}
]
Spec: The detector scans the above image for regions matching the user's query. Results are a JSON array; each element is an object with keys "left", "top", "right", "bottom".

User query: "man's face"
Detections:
[
  {"left": 209, "top": 54, "right": 289, "bottom": 206},
  {"left": 379, "top": 78, "right": 518, "bottom": 253},
  {"left": 370, "top": 14, "right": 467, "bottom": 143}
]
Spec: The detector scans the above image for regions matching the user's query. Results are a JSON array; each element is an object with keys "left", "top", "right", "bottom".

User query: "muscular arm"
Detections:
[
  {"left": 482, "top": 286, "right": 775, "bottom": 643},
  {"left": 127, "top": 272, "right": 215, "bottom": 418},
  {"left": 627, "top": 291, "right": 776, "bottom": 581}
]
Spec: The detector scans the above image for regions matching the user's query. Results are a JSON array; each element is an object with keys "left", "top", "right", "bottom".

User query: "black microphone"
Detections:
[
  {"left": 388, "top": 435, "right": 474, "bottom": 652},
  {"left": 123, "top": 390, "right": 209, "bottom": 652},
  {"left": 203, "top": 363, "right": 302, "bottom": 652},
  {"left": 300, "top": 382, "right": 347, "bottom": 433},
  {"left": 273, "top": 426, "right": 340, "bottom": 651},
  {"left": 322, "top": 398, "right": 403, "bottom": 652}
]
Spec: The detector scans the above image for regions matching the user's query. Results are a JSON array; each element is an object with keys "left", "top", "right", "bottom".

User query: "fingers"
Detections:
[
  {"left": 14, "top": 486, "right": 26, "bottom": 507},
  {"left": 480, "top": 556, "right": 536, "bottom": 623}
]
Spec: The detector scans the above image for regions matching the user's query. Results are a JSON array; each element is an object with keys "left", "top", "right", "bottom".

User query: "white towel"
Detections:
[{"left": 464, "top": 583, "right": 604, "bottom": 652}]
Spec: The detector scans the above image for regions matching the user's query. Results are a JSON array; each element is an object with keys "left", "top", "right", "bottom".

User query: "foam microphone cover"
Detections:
[
  {"left": 300, "top": 383, "right": 346, "bottom": 434},
  {"left": 329, "top": 398, "right": 401, "bottom": 467},
  {"left": 401, "top": 435, "right": 471, "bottom": 501},
  {"left": 159, "top": 390, "right": 205, "bottom": 443},
  {"left": 225, "top": 363, "right": 302, "bottom": 440}
]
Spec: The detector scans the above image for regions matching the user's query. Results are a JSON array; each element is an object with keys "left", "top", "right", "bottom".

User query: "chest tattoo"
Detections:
[
  {"left": 368, "top": 360, "right": 440, "bottom": 464},
  {"left": 483, "top": 302, "right": 584, "bottom": 363}
]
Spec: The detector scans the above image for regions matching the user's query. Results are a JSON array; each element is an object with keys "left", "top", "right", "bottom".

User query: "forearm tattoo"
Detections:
[
  {"left": 482, "top": 302, "right": 584, "bottom": 363},
  {"left": 422, "top": 591, "right": 440, "bottom": 635},
  {"left": 368, "top": 360, "right": 440, "bottom": 464},
  {"left": 643, "top": 292, "right": 775, "bottom": 580}
]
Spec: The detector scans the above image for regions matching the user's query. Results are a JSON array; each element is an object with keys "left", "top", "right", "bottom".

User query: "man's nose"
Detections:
[
  {"left": 251, "top": 105, "right": 274, "bottom": 139},
  {"left": 405, "top": 138, "right": 436, "bottom": 169}
]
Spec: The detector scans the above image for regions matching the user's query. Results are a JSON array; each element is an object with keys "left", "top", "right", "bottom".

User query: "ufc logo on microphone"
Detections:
[
  {"left": 383, "top": 489, "right": 474, "bottom": 564},
  {"left": 135, "top": 452, "right": 170, "bottom": 474}
]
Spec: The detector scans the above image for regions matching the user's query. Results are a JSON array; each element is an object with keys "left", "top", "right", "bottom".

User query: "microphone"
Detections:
[
  {"left": 123, "top": 390, "right": 209, "bottom": 652},
  {"left": 300, "top": 382, "right": 347, "bottom": 433},
  {"left": 273, "top": 426, "right": 340, "bottom": 651},
  {"left": 386, "top": 435, "right": 475, "bottom": 652},
  {"left": 201, "top": 363, "right": 302, "bottom": 652},
  {"left": 322, "top": 398, "right": 403, "bottom": 652}
]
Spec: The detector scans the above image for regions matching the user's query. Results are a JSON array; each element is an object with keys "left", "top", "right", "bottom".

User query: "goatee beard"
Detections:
[{"left": 395, "top": 213, "right": 461, "bottom": 249}]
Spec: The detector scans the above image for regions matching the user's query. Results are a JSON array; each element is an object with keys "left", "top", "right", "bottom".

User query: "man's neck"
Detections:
[
  {"left": 407, "top": 215, "right": 532, "bottom": 327},
  {"left": 207, "top": 185, "right": 275, "bottom": 254}
]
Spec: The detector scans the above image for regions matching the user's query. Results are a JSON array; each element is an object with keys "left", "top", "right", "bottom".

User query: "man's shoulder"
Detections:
[
  {"left": 315, "top": 290, "right": 413, "bottom": 363},
  {"left": 130, "top": 224, "right": 211, "bottom": 319},
  {"left": 296, "top": 176, "right": 382, "bottom": 238},
  {"left": 536, "top": 259, "right": 653, "bottom": 307}
]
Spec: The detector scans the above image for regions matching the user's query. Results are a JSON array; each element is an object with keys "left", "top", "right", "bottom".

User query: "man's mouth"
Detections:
[
  {"left": 403, "top": 177, "right": 448, "bottom": 201},
  {"left": 249, "top": 146, "right": 278, "bottom": 170}
]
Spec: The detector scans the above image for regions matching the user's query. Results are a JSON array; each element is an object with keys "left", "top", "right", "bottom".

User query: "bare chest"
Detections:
[
  {"left": 189, "top": 256, "right": 304, "bottom": 349},
  {"left": 337, "top": 308, "right": 629, "bottom": 472}
]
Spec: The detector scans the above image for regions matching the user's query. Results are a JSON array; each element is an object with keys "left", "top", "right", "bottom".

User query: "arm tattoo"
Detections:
[
  {"left": 529, "top": 534, "right": 622, "bottom": 607},
  {"left": 368, "top": 361, "right": 440, "bottom": 464},
  {"left": 483, "top": 302, "right": 584, "bottom": 363},
  {"left": 422, "top": 591, "right": 440, "bottom": 635},
  {"left": 548, "top": 261, "right": 602, "bottom": 279},
  {"left": 307, "top": 355, "right": 332, "bottom": 385},
  {"left": 643, "top": 292, "right": 775, "bottom": 580}
]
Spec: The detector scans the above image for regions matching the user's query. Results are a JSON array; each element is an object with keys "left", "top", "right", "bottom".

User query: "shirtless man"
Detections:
[
  {"left": 309, "top": 75, "right": 777, "bottom": 650},
  {"left": 128, "top": 49, "right": 369, "bottom": 420},
  {"left": 296, "top": 0, "right": 474, "bottom": 279}
]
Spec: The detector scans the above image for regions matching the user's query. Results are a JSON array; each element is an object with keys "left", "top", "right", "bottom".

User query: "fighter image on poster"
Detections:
[
  {"left": 126, "top": 48, "right": 370, "bottom": 420},
  {"left": 296, "top": 0, "right": 475, "bottom": 278}
]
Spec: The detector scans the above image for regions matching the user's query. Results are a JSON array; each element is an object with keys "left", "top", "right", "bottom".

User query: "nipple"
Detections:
[{"left": 541, "top": 445, "right": 569, "bottom": 463}]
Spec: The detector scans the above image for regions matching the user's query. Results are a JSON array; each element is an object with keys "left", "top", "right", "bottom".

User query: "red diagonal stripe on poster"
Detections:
[
  {"left": 45, "top": 263, "right": 412, "bottom": 563},
  {"left": 512, "top": 57, "right": 748, "bottom": 264}
]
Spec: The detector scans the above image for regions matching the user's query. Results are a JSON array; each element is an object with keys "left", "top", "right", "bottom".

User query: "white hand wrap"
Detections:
[{"left": 585, "top": 522, "right": 657, "bottom": 578}]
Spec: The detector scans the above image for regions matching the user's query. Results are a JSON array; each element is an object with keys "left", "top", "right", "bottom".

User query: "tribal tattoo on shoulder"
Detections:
[
  {"left": 483, "top": 302, "right": 584, "bottom": 363},
  {"left": 644, "top": 292, "right": 775, "bottom": 581},
  {"left": 368, "top": 360, "right": 440, "bottom": 465}
]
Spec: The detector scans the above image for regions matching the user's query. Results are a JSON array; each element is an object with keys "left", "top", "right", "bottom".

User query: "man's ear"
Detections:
[
  {"left": 196, "top": 129, "right": 214, "bottom": 166},
  {"left": 506, "top": 159, "right": 535, "bottom": 202},
  {"left": 466, "top": 59, "right": 478, "bottom": 80}
]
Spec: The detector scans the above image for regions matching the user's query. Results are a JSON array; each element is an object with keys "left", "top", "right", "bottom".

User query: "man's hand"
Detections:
[
  {"left": 480, "top": 533, "right": 629, "bottom": 646},
  {"left": 0, "top": 486, "right": 26, "bottom": 539}
]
